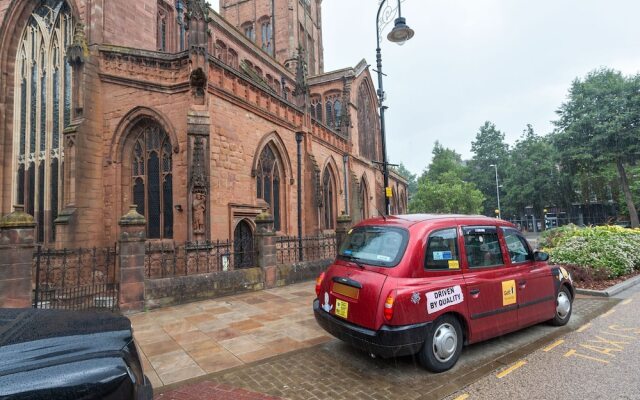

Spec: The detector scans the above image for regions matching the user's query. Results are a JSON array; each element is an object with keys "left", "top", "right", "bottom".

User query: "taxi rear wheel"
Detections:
[
  {"left": 548, "top": 285, "right": 572, "bottom": 326},
  {"left": 418, "top": 315, "right": 463, "bottom": 373}
]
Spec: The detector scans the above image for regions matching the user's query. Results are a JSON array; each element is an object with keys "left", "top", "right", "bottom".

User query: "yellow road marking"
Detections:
[
  {"left": 543, "top": 339, "right": 565, "bottom": 352},
  {"left": 601, "top": 309, "right": 616, "bottom": 318},
  {"left": 496, "top": 360, "right": 527, "bottom": 378},
  {"left": 577, "top": 323, "right": 591, "bottom": 333},
  {"left": 453, "top": 395, "right": 469, "bottom": 400},
  {"left": 621, "top": 298, "right": 632, "bottom": 305},
  {"left": 564, "top": 349, "right": 610, "bottom": 364}
]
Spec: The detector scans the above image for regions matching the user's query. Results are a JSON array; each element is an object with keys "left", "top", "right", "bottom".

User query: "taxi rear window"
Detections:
[
  {"left": 338, "top": 226, "right": 408, "bottom": 268},
  {"left": 424, "top": 228, "right": 460, "bottom": 270}
]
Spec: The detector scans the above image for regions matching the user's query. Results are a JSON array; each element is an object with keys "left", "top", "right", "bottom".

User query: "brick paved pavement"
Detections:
[
  {"left": 155, "top": 382, "right": 283, "bottom": 400},
  {"left": 152, "top": 291, "right": 617, "bottom": 400}
]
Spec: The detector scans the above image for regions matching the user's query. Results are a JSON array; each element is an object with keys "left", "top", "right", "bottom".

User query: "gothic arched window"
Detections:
[
  {"left": 325, "top": 99, "right": 334, "bottom": 128},
  {"left": 215, "top": 40, "right": 227, "bottom": 63},
  {"left": 360, "top": 176, "right": 369, "bottom": 221},
  {"left": 242, "top": 22, "right": 255, "bottom": 41},
  {"left": 131, "top": 122, "right": 173, "bottom": 239},
  {"left": 334, "top": 99, "right": 343, "bottom": 130},
  {"left": 13, "top": 1, "right": 73, "bottom": 243},
  {"left": 357, "top": 82, "right": 379, "bottom": 161},
  {"left": 310, "top": 96, "right": 321, "bottom": 121},
  {"left": 259, "top": 17, "right": 272, "bottom": 54},
  {"left": 322, "top": 167, "right": 335, "bottom": 230},
  {"left": 256, "top": 145, "right": 281, "bottom": 230}
]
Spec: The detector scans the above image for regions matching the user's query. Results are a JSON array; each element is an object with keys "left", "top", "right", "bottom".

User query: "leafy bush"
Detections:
[{"left": 543, "top": 225, "right": 640, "bottom": 279}]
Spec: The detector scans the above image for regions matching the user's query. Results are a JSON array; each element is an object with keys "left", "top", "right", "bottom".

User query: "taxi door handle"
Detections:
[{"left": 470, "top": 289, "right": 480, "bottom": 295}]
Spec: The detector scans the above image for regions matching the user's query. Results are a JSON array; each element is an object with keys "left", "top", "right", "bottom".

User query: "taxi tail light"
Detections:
[
  {"left": 384, "top": 290, "right": 397, "bottom": 321},
  {"left": 315, "top": 272, "right": 325, "bottom": 298}
]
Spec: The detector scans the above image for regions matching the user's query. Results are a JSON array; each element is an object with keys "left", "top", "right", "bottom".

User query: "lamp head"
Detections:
[{"left": 387, "top": 17, "right": 414, "bottom": 46}]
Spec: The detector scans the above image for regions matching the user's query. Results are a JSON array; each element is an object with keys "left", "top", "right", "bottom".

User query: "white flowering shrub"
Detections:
[{"left": 545, "top": 225, "right": 640, "bottom": 279}]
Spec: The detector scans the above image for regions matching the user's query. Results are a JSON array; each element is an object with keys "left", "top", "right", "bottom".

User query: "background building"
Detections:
[{"left": 0, "top": 0, "right": 408, "bottom": 250}]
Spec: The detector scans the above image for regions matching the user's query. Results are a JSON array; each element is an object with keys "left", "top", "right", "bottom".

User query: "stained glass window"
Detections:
[
  {"left": 260, "top": 19, "right": 272, "bottom": 54},
  {"left": 325, "top": 100, "right": 333, "bottom": 129},
  {"left": 334, "top": 100, "right": 342, "bottom": 129},
  {"left": 256, "top": 145, "right": 282, "bottom": 231},
  {"left": 323, "top": 168, "right": 335, "bottom": 229},
  {"left": 130, "top": 123, "right": 173, "bottom": 239},
  {"left": 13, "top": 1, "right": 73, "bottom": 243}
]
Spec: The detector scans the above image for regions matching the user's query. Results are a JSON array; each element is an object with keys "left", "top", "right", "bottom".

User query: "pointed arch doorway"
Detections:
[{"left": 233, "top": 219, "right": 255, "bottom": 269}]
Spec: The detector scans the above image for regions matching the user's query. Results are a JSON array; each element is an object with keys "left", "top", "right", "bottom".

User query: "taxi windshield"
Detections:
[{"left": 338, "top": 226, "right": 409, "bottom": 268}]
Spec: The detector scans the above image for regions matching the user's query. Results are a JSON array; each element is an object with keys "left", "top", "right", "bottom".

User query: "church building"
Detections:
[{"left": 0, "top": 0, "right": 408, "bottom": 249}]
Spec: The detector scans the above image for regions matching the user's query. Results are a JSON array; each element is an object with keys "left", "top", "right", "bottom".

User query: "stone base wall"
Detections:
[
  {"left": 145, "top": 267, "right": 265, "bottom": 310},
  {"left": 276, "top": 260, "right": 331, "bottom": 287},
  {"left": 144, "top": 260, "right": 331, "bottom": 309}
]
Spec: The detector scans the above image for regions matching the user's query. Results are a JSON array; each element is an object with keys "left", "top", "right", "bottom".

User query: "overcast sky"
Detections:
[
  {"left": 212, "top": 1, "right": 640, "bottom": 175},
  {"left": 321, "top": 0, "right": 640, "bottom": 175}
]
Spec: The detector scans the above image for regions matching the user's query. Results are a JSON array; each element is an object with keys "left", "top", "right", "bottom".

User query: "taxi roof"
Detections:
[{"left": 359, "top": 214, "right": 514, "bottom": 229}]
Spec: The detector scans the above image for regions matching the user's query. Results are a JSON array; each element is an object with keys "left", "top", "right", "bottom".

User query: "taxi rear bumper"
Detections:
[{"left": 313, "top": 298, "right": 430, "bottom": 358}]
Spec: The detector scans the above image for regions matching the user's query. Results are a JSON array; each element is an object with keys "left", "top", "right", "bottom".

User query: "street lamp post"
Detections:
[
  {"left": 376, "top": 0, "right": 414, "bottom": 215},
  {"left": 489, "top": 163, "right": 501, "bottom": 219}
]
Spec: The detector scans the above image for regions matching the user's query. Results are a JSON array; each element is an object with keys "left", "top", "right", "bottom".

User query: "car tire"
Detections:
[
  {"left": 418, "top": 314, "right": 463, "bottom": 373},
  {"left": 548, "top": 285, "right": 572, "bottom": 326}
]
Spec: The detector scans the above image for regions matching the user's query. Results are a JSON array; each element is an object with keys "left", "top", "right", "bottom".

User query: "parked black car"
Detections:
[{"left": 0, "top": 308, "right": 153, "bottom": 399}]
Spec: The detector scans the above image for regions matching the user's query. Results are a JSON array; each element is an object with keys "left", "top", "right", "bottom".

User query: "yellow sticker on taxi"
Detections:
[
  {"left": 335, "top": 299, "right": 348, "bottom": 319},
  {"left": 502, "top": 280, "right": 516, "bottom": 306}
]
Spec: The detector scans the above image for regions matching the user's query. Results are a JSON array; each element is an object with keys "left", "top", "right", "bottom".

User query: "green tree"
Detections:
[
  {"left": 553, "top": 68, "right": 640, "bottom": 227},
  {"left": 394, "top": 163, "right": 418, "bottom": 200},
  {"left": 503, "top": 125, "right": 562, "bottom": 219},
  {"left": 467, "top": 122, "right": 510, "bottom": 216},
  {"left": 425, "top": 141, "right": 467, "bottom": 182},
  {"left": 409, "top": 144, "right": 484, "bottom": 214}
]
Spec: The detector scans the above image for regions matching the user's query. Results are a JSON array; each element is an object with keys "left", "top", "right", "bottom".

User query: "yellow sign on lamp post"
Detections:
[{"left": 386, "top": 187, "right": 393, "bottom": 198}]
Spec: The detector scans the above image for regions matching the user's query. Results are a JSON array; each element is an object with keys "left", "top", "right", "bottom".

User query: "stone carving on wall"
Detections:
[
  {"left": 101, "top": 51, "right": 190, "bottom": 83},
  {"left": 292, "top": 46, "right": 309, "bottom": 105},
  {"left": 66, "top": 22, "right": 88, "bottom": 66},
  {"left": 190, "top": 135, "right": 208, "bottom": 237},
  {"left": 189, "top": 67, "right": 207, "bottom": 99},
  {"left": 192, "top": 192, "right": 206, "bottom": 234}
]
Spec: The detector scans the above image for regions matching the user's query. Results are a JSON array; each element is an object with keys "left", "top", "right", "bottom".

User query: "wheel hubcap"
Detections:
[
  {"left": 557, "top": 291, "right": 571, "bottom": 319},
  {"left": 432, "top": 323, "right": 457, "bottom": 362}
]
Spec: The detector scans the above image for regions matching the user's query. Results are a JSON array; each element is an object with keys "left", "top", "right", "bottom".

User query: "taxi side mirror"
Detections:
[{"left": 534, "top": 251, "right": 549, "bottom": 262}]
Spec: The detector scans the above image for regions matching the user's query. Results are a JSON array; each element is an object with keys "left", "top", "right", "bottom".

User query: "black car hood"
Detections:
[{"left": 0, "top": 308, "right": 134, "bottom": 396}]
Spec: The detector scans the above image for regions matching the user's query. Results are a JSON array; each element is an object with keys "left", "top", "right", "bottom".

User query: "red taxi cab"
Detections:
[{"left": 313, "top": 214, "right": 574, "bottom": 372}]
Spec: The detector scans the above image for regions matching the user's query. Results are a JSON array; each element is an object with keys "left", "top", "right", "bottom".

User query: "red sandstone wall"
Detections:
[
  {"left": 210, "top": 94, "right": 301, "bottom": 238},
  {"left": 103, "top": 0, "right": 157, "bottom": 50}
]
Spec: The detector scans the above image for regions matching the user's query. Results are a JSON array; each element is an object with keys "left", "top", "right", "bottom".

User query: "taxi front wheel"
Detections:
[
  {"left": 548, "top": 285, "right": 572, "bottom": 326},
  {"left": 418, "top": 315, "right": 463, "bottom": 373}
]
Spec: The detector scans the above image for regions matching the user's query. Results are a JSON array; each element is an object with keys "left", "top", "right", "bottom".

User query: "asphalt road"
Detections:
[{"left": 445, "top": 284, "right": 640, "bottom": 400}]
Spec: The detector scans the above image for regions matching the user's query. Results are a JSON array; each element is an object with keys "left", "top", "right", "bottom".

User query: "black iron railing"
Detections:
[
  {"left": 145, "top": 240, "right": 257, "bottom": 279},
  {"left": 33, "top": 245, "right": 118, "bottom": 311},
  {"left": 276, "top": 234, "right": 337, "bottom": 265}
]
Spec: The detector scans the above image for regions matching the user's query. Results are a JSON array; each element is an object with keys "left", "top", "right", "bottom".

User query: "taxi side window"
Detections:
[
  {"left": 463, "top": 227, "right": 504, "bottom": 268},
  {"left": 502, "top": 228, "right": 533, "bottom": 263},
  {"left": 424, "top": 228, "right": 460, "bottom": 270}
]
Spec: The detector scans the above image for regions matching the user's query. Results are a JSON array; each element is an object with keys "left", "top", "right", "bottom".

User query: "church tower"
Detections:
[{"left": 219, "top": 0, "right": 324, "bottom": 75}]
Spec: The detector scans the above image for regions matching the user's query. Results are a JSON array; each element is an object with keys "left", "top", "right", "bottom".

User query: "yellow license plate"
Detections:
[
  {"left": 335, "top": 299, "right": 349, "bottom": 319},
  {"left": 333, "top": 282, "right": 360, "bottom": 299}
]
